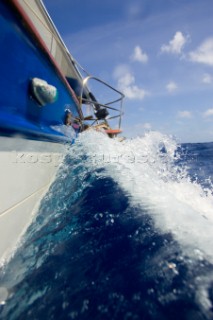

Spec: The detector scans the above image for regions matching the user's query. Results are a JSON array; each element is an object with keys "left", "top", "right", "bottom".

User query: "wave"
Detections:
[
  {"left": 75, "top": 130, "right": 213, "bottom": 262},
  {"left": 1, "top": 130, "right": 213, "bottom": 319}
]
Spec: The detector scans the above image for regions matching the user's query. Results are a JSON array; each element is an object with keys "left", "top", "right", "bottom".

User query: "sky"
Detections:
[{"left": 44, "top": 0, "right": 213, "bottom": 143}]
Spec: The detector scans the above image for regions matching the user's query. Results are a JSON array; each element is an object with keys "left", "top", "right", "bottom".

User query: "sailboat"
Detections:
[{"left": 0, "top": 0, "right": 124, "bottom": 263}]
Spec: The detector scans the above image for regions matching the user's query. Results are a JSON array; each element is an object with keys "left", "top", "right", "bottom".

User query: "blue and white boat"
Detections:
[{"left": 0, "top": 0, "right": 124, "bottom": 263}]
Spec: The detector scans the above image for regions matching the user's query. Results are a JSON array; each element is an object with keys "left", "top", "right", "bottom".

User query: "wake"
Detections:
[
  {"left": 74, "top": 130, "right": 213, "bottom": 263},
  {"left": 1, "top": 130, "right": 213, "bottom": 319}
]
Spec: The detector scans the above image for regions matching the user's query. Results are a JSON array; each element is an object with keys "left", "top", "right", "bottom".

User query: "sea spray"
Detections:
[
  {"left": 74, "top": 131, "right": 213, "bottom": 261},
  {"left": 0, "top": 131, "right": 213, "bottom": 320}
]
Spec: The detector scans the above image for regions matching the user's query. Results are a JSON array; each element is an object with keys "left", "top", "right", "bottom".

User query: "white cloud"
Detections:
[
  {"left": 126, "top": 3, "right": 141, "bottom": 19},
  {"left": 178, "top": 111, "right": 192, "bottom": 118},
  {"left": 143, "top": 123, "right": 152, "bottom": 130},
  {"left": 202, "top": 73, "right": 212, "bottom": 84},
  {"left": 138, "top": 106, "right": 144, "bottom": 112},
  {"left": 166, "top": 81, "right": 178, "bottom": 93},
  {"left": 131, "top": 46, "right": 148, "bottom": 63},
  {"left": 113, "top": 64, "right": 149, "bottom": 100},
  {"left": 189, "top": 38, "right": 213, "bottom": 66},
  {"left": 161, "top": 31, "right": 188, "bottom": 55},
  {"left": 203, "top": 108, "right": 213, "bottom": 117},
  {"left": 113, "top": 64, "right": 130, "bottom": 78}
]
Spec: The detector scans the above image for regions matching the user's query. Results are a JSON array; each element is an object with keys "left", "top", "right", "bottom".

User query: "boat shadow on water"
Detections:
[{"left": 0, "top": 153, "right": 213, "bottom": 320}]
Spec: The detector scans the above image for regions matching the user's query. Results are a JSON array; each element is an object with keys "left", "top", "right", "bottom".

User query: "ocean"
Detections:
[{"left": 0, "top": 131, "right": 213, "bottom": 320}]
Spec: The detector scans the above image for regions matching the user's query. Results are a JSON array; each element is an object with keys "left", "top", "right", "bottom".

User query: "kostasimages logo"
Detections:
[
  {"left": 87, "top": 151, "right": 155, "bottom": 164},
  {"left": 11, "top": 152, "right": 63, "bottom": 166}
]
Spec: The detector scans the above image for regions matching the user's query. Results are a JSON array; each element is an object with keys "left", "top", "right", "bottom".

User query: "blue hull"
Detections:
[{"left": 0, "top": 1, "right": 80, "bottom": 142}]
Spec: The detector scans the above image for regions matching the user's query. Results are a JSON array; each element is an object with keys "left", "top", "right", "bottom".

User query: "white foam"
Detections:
[{"left": 75, "top": 130, "right": 213, "bottom": 262}]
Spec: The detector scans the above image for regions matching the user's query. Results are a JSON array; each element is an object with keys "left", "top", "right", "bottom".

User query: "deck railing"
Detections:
[{"left": 79, "top": 76, "right": 125, "bottom": 129}]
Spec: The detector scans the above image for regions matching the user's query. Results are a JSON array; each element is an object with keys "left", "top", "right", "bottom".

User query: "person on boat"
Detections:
[
  {"left": 88, "top": 92, "right": 109, "bottom": 120},
  {"left": 64, "top": 110, "right": 81, "bottom": 130}
]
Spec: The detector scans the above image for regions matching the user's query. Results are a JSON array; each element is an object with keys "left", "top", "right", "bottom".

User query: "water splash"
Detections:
[
  {"left": 75, "top": 130, "right": 213, "bottom": 262},
  {"left": 1, "top": 130, "right": 213, "bottom": 320}
]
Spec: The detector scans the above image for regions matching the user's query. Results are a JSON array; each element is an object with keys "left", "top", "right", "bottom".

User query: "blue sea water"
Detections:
[{"left": 0, "top": 131, "right": 213, "bottom": 320}]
